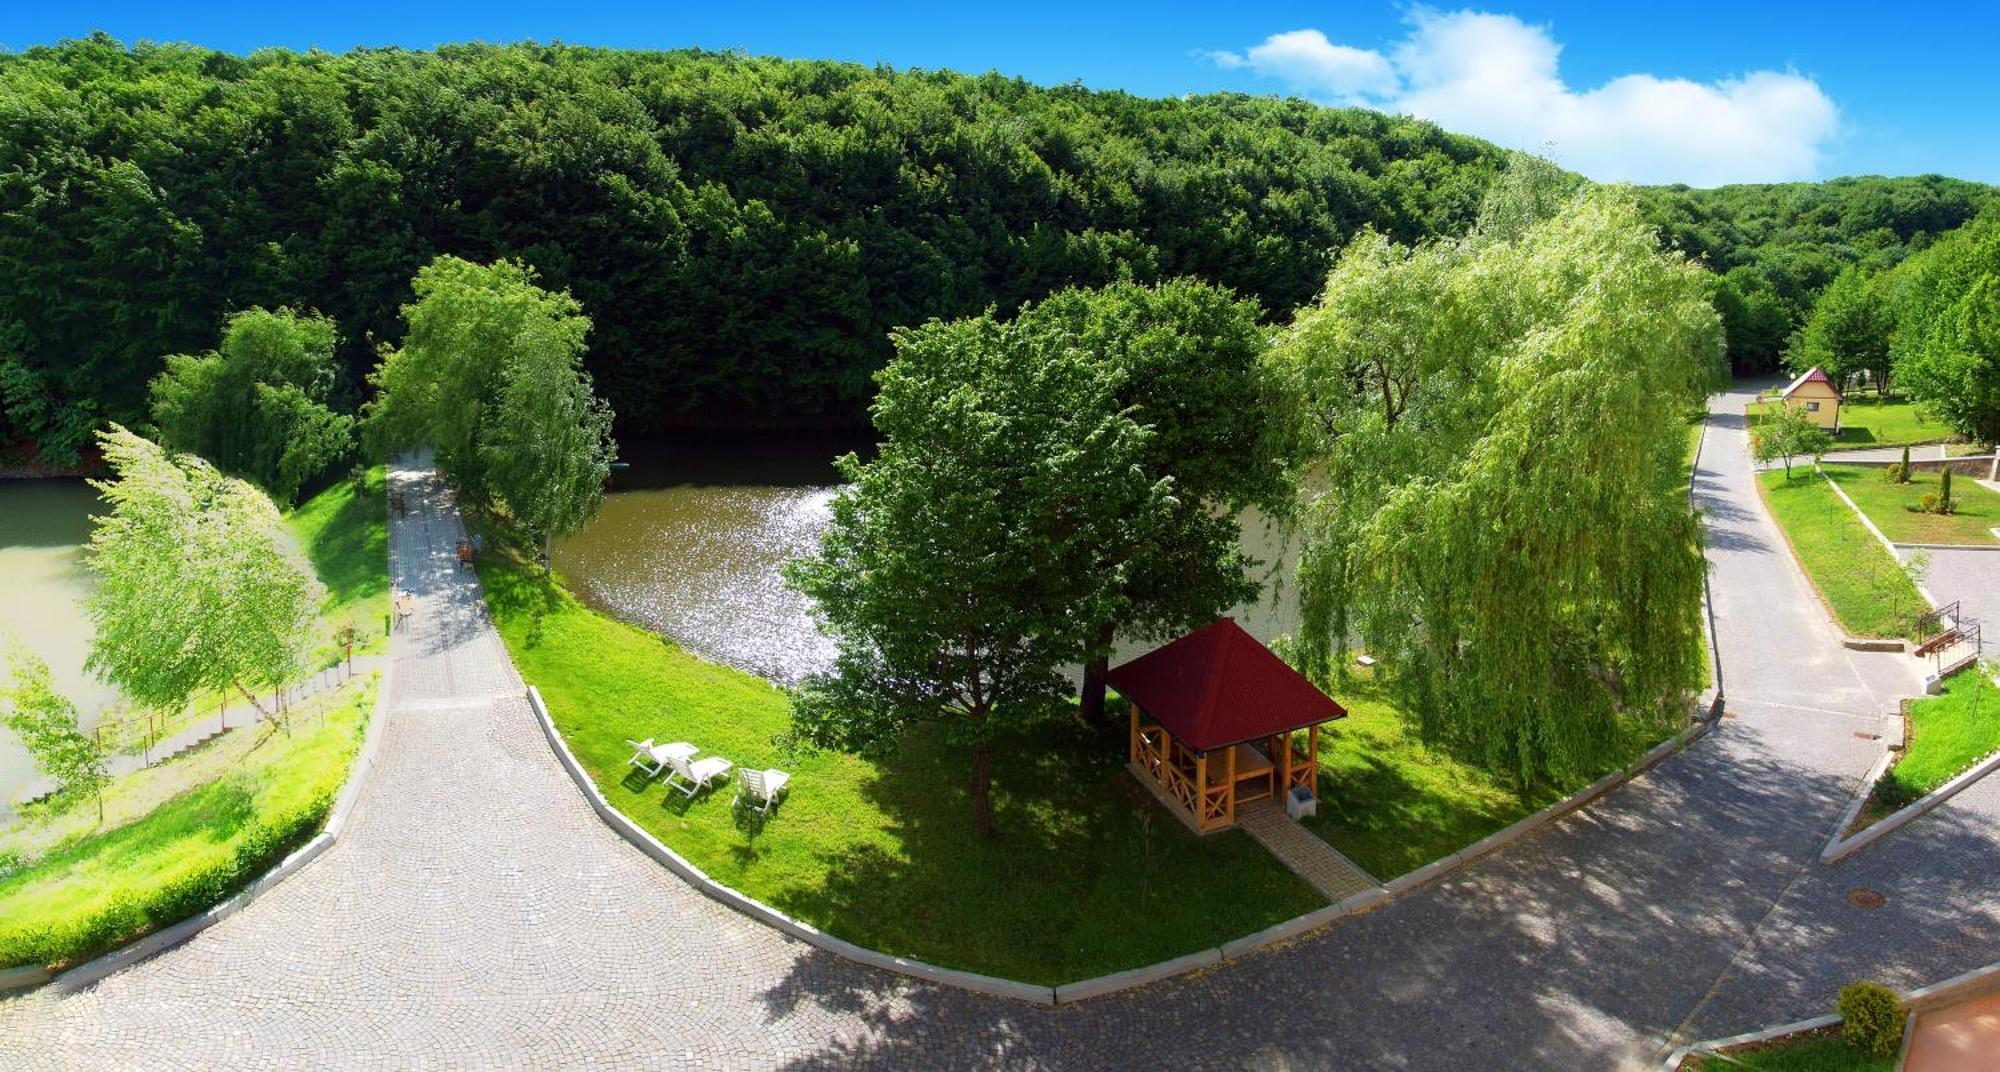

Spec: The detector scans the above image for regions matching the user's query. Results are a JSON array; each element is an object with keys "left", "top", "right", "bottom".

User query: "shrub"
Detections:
[
  {"left": 1940, "top": 467, "right": 1954, "bottom": 511},
  {"left": 1898, "top": 445, "right": 1912, "bottom": 482},
  {"left": 1884, "top": 462, "right": 1906, "bottom": 483},
  {"left": 1919, "top": 491, "right": 1955, "bottom": 515},
  {"left": 1838, "top": 980, "right": 1904, "bottom": 1057}
]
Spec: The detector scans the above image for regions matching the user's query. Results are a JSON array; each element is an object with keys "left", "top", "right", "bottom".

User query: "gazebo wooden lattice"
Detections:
[{"left": 1109, "top": 617, "right": 1348, "bottom": 834}]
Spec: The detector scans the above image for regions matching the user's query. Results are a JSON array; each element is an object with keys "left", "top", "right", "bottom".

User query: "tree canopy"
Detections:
[
  {"left": 1884, "top": 210, "right": 2000, "bottom": 445},
  {"left": 0, "top": 34, "right": 1510, "bottom": 450},
  {"left": 149, "top": 307, "right": 354, "bottom": 504},
  {"left": 0, "top": 647, "right": 109, "bottom": 820},
  {"left": 82, "top": 426, "right": 325, "bottom": 728},
  {"left": 1274, "top": 188, "right": 1720, "bottom": 790}
]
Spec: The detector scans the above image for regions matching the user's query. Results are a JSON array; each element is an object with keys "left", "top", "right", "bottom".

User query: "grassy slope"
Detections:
[
  {"left": 0, "top": 677, "right": 375, "bottom": 967},
  {"left": 0, "top": 469, "right": 390, "bottom": 969},
  {"left": 480, "top": 555, "right": 1322, "bottom": 985},
  {"left": 1757, "top": 470, "right": 1925, "bottom": 640},
  {"left": 1821, "top": 464, "right": 2000, "bottom": 546},
  {"left": 1886, "top": 672, "right": 1999, "bottom": 799},
  {"left": 285, "top": 465, "right": 392, "bottom": 660}
]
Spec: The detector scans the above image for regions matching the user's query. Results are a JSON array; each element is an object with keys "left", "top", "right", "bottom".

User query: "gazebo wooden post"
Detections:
[
  {"left": 1194, "top": 751, "right": 1209, "bottom": 831},
  {"left": 1306, "top": 723, "right": 1321, "bottom": 793},
  {"left": 1129, "top": 704, "right": 1140, "bottom": 768},
  {"left": 1225, "top": 743, "right": 1237, "bottom": 825},
  {"left": 1278, "top": 729, "right": 1294, "bottom": 795}
]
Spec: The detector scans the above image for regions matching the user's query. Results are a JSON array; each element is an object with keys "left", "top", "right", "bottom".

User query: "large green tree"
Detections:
[
  {"left": 83, "top": 426, "right": 325, "bottom": 731},
  {"left": 149, "top": 307, "right": 354, "bottom": 504},
  {"left": 1273, "top": 189, "right": 1720, "bottom": 790},
  {"left": 787, "top": 313, "right": 1178, "bottom": 836},
  {"left": 1006, "top": 281, "right": 1292, "bottom": 724},
  {"left": 1888, "top": 211, "right": 2000, "bottom": 446},
  {"left": 364, "top": 258, "right": 592, "bottom": 500},
  {"left": 1788, "top": 266, "right": 1894, "bottom": 394},
  {"left": 481, "top": 329, "right": 618, "bottom": 568}
]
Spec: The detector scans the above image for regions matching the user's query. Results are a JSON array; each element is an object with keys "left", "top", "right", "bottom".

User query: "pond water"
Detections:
[
  {"left": 0, "top": 481, "right": 120, "bottom": 805},
  {"left": 554, "top": 435, "right": 1305, "bottom": 685}
]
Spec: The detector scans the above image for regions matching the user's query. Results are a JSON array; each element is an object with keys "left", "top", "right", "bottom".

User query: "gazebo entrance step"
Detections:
[{"left": 1235, "top": 800, "right": 1381, "bottom": 903}]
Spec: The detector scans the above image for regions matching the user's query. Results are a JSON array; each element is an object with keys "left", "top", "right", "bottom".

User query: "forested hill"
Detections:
[
  {"left": 0, "top": 35, "right": 1505, "bottom": 444},
  {"left": 1635, "top": 177, "right": 1994, "bottom": 372}
]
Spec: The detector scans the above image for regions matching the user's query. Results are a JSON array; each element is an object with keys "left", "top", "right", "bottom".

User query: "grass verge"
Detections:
[
  {"left": 286, "top": 465, "right": 392, "bottom": 660},
  {"left": 1757, "top": 470, "right": 1925, "bottom": 640},
  {"left": 479, "top": 553, "right": 1324, "bottom": 986},
  {"left": 1306, "top": 669, "right": 1680, "bottom": 878},
  {"left": 1876, "top": 672, "right": 1999, "bottom": 810},
  {"left": 0, "top": 675, "right": 375, "bottom": 969},
  {"left": 1687, "top": 1025, "right": 1895, "bottom": 1071},
  {"left": 1820, "top": 464, "right": 2000, "bottom": 546}
]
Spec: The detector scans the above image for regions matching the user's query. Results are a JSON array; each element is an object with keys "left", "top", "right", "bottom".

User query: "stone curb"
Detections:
[
  {"left": 525, "top": 686, "right": 1057, "bottom": 1005},
  {"left": 1841, "top": 637, "right": 1906, "bottom": 652},
  {"left": 1822, "top": 745, "right": 2000, "bottom": 864},
  {"left": 1817, "top": 750, "right": 1894, "bottom": 865},
  {"left": 1658, "top": 1013, "right": 1840, "bottom": 1071},
  {"left": 42, "top": 664, "right": 395, "bottom": 996},
  {"left": 1052, "top": 948, "right": 1220, "bottom": 1004},
  {"left": 0, "top": 664, "right": 395, "bottom": 997},
  {"left": 1659, "top": 958, "right": 2000, "bottom": 1070},
  {"left": 1891, "top": 541, "right": 2000, "bottom": 551}
]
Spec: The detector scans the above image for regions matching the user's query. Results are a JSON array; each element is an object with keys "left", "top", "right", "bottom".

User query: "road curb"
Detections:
[{"left": 1822, "top": 745, "right": 2000, "bottom": 864}]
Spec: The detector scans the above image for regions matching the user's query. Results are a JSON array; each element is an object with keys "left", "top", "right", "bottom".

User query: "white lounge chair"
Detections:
[
  {"left": 664, "top": 749, "right": 733, "bottom": 798},
  {"left": 735, "top": 768, "right": 791, "bottom": 815},
  {"left": 626, "top": 739, "right": 697, "bottom": 780}
]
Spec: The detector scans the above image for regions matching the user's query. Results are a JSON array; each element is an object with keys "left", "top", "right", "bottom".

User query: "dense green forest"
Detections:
[
  {"left": 1635, "top": 177, "right": 1994, "bottom": 372},
  {"left": 0, "top": 34, "right": 1503, "bottom": 456},
  {"left": 0, "top": 35, "right": 1992, "bottom": 461}
]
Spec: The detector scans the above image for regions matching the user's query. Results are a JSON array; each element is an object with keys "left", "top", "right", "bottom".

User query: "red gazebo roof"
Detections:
[{"left": 1106, "top": 618, "right": 1346, "bottom": 753}]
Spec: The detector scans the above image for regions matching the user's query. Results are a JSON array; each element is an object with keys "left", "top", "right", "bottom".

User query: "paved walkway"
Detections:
[
  {"left": 3, "top": 409, "right": 1998, "bottom": 1069},
  {"left": 1905, "top": 989, "right": 2000, "bottom": 1072},
  {"left": 1236, "top": 799, "right": 1378, "bottom": 901}
]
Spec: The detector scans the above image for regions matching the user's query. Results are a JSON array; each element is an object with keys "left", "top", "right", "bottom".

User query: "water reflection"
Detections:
[
  {"left": 0, "top": 481, "right": 117, "bottom": 802},
  {"left": 554, "top": 433, "right": 1305, "bottom": 685},
  {"left": 551, "top": 434, "right": 869, "bottom": 684}
]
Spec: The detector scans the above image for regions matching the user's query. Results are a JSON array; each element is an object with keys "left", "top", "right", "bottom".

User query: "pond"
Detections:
[
  {"left": 554, "top": 434, "right": 1305, "bottom": 685},
  {"left": 0, "top": 480, "right": 119, "bottom": 808}
]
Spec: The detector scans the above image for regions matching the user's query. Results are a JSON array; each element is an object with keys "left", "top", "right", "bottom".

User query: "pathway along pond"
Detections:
[
  {"left": 0, "top": 480, "right": 118, "bottom": 810},
  {"left": 553, "top": 434, "right": 1305, "bottom": 686}
]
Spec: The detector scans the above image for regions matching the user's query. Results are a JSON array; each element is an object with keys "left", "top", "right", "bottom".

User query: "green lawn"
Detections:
[
  {"left": 286, "top": 465, "right": 392, "bottom": 660},
  {"left": 0, "top": 676, "right": 375, "bottom": 969},
  {"left": 1758, "top": 470, "right": 1926, "bottom": 640},
  {"left": 479, "top": 555, "right": 1323, "bottom": 985},
  {"left": 1305, "top": 670, "right": 1681, "bottom": 878},
  {"left": 1879, "top": 672, "right": 1999, "bottom": 806},
  {"left": 1691, "top": 1029, "right": 1894, "bottom": 1071},
  {"left": 1820, "top": 464, "right": 2000, "bottom": 546},
  {"left": 1751, "top": 391, "right": 1952, "bottom": 448}
]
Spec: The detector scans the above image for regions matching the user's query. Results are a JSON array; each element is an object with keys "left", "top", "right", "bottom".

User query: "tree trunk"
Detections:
[
  {"left": 542, "top": 531, "right": 553, "bottom": 575},
  {"left": 1078, "top": 621, "right": 1117, "bottom": 723},
  {"left": 234, "top": 679, "right": 284, "bottom": 734},
  {"left": 969, "top": 737, "right": 993, "bottom": 839}
]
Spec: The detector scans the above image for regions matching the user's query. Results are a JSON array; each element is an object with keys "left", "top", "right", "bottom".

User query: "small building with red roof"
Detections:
[
  {"left": 1780, "top": 367, "right": 1842, "bottom": 431},
  {"left": 1109, "top": 617, "right": 1347, "bottom": 833}
]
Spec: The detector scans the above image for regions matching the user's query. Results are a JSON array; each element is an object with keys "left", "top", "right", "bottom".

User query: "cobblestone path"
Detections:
[{"left": 3, "top": 415, "right": 1997, "bottom": 1070}]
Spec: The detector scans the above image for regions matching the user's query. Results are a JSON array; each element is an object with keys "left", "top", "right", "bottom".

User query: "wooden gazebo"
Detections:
[{"left": 1111, "top": 618, "right": 1348, "bottom": 834}]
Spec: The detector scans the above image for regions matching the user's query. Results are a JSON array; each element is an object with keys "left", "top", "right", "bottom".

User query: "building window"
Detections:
[{"left": 1807, "top": 401, "right": 1820, "bottom": 412}]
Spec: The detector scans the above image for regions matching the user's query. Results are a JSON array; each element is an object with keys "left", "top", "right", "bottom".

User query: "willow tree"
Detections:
[
  {"left": 84, "top": 426, "right": 325, "bottom": 732},
  {"left": 1273, "top": 189, "right": 1721, "bottom": 789}
]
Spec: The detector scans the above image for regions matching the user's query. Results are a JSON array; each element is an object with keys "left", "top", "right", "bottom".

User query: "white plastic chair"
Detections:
[
  {"left": 735, "top": 768, "right": 791, "bottom": 815},
  {"left": 625, "top": 739, "right": 697, "bottom": 780},
  {"left": 663, "top": 749, "right": 733, "bottom": 798}
]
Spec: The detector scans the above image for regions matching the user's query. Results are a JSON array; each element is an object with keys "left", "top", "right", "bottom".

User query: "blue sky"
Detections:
[{"left": 6, "top": 2, "right": 1996, "bottom": 186}]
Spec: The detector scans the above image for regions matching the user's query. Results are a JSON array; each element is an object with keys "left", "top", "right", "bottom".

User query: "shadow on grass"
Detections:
[{"left": 761, "top": 713, "right": 1318, "bottom": 986}]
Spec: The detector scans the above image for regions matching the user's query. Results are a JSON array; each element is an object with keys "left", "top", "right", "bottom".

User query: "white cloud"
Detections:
[{"left": 1200, "top": 10, "right": 1839, "bottom": 186}]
